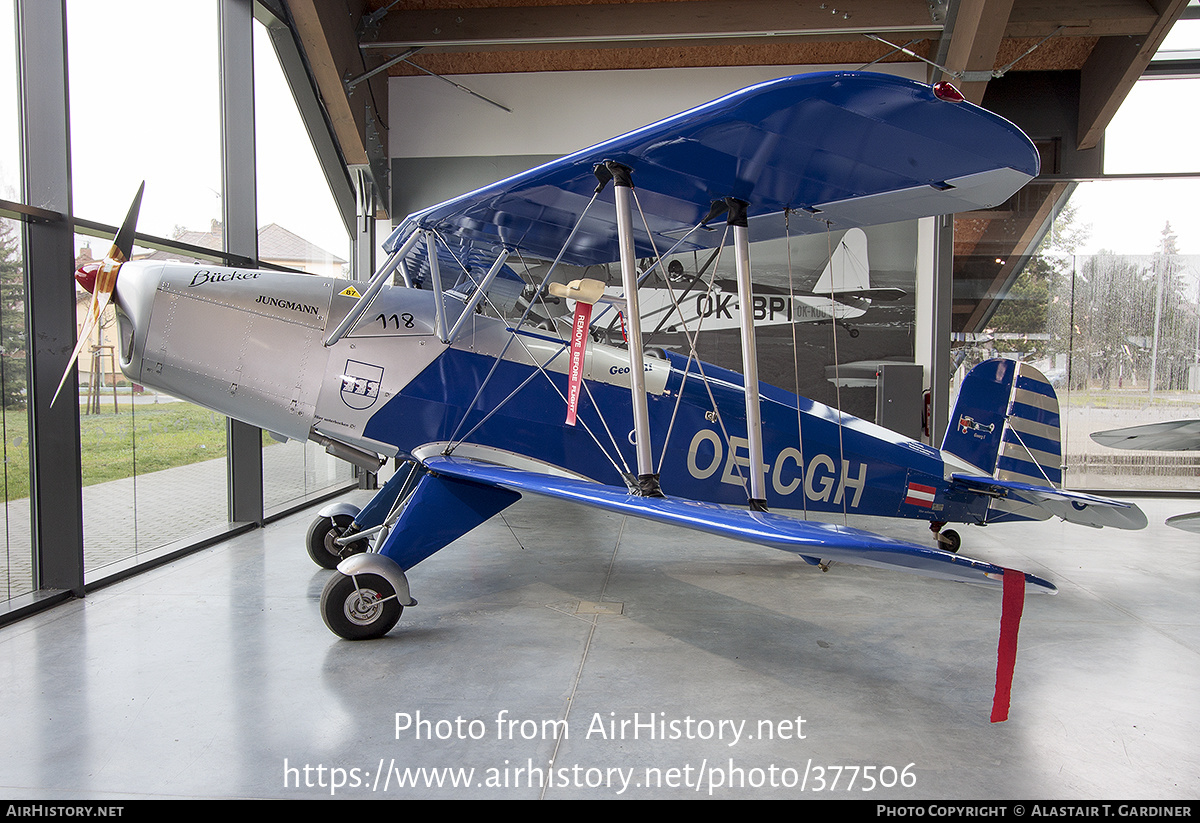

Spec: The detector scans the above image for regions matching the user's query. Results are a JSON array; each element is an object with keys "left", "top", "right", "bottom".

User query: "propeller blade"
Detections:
[
  {"left": 50, "top": 291, "right": 111, "bottom": 406},
  {"left": 51, "top": 182, "right": 144, "bottom": 407},
  {"left": 110, "top": 181, "right": 144, "bottom": 264}
]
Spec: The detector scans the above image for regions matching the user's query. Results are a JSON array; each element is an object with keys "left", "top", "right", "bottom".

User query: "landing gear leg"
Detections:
[
  {"left": 833, "top": 319, "right": 860, "bottom": 338},
  {"left": 305, "top": 460, "right": 427, "bottom": 569}
]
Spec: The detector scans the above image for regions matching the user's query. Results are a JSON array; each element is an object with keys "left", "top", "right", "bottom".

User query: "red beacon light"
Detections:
[
  {"left": 75, "top": 261, "right": 101, "bottom": 294},
  {"left": 932, "top": 81, "right": 965, "bottom": 103}
]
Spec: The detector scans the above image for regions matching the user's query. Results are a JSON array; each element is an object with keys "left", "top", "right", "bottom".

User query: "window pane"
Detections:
[
  {"left": 73, "top": 233, "right": 229, "bottom": 575},
  {"left": 253, "top": 20, "right": 349, "bottom": 274},
  {"left": 254, "top": 20, "right": 353, "bottom": 509},
  {"left": 0, "top": 216, "right": 32, "bottom": 603},
  {"left": 0, "top": 0, "right": 18, "bottom": 202},
  {"left": 953, "top": 203, "right": 1200, "bottom": 494},
  {"left": 65, "top": 2, "right": 229, "bottom": 574},
  {"left": 66, "top": 0, "right": 222, "bottom": 239},
  {"left": 1103, "top": 78, "right": 1200, "bottom": 176}
]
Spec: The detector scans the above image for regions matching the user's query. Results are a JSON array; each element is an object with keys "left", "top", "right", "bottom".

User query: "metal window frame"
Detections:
[{"left": 2, "top": 0, "right": 361, "bottom": 625}]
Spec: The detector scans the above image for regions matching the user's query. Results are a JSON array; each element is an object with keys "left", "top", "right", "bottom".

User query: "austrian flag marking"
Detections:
[{"left": 905, "top": 481, "right": 937, "bottom": 508}]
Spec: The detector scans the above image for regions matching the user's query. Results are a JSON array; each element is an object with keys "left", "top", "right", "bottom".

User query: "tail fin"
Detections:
[
  {"left": 942, "top": 359, "right": 1062, "bottom": 487},
  {"left": 813, "top": 228, "right": 871, "bottom": 295},
  {"left": 944, "top": 359, "right": 1146, "bottom": 530}
]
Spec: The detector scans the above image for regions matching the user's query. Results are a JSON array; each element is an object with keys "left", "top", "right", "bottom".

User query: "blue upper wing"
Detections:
[{"left": 385, "top": 71, "right": 1039, "bottom": 267}]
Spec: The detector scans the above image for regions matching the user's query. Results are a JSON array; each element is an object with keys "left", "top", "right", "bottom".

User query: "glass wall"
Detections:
[
  {"left": 66, "top": 2, "right": 230, "bottom": 572},
  {"left": 66, "top": 1, "right": 224, "bottom": 240},
  {"left": 953, "top": 211, "right": 1200, "bottom": 493},
  {"left": 0, "top": 0, "right": 16, "bottom": 202},
  {"left": 1, "top": 0, "right": 360, "bottom": 612},
  {"left": 72, "top": 232, "right": 231, "bottom": 573},
  {"left": 0, "top": 216, "right": 31, "bottom": 601},
  {"left": 254, "top": 18, "right": 354, "bottom": 511},
  {"left": 1, "top": 0, "right": 32, "bottom": 602}
]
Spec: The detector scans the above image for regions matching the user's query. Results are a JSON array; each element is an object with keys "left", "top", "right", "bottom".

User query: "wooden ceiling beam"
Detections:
[
  {"left": 1006, "top": 0, "right": 1162, "bottom": 38},
  {"left": 1076, "top": 0, "right": 1191, "bottom": 150},
  {"left": 363, "top": 0, "right": 942, "bottom": 52},
  {"left": 289, "top": 0, "right": 388, "bottom": 169},
  {"left": 939, "top": 0, "right": 1017, "bottom": 103}
]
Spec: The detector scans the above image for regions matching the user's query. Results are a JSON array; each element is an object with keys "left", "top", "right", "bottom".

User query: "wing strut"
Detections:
[
  {"left": 728, "top": 199, "right": 768, "bottom": 511},
  {"left": 424, "top": 231, "right": 449, "bottom": 341},
  {"left": 446, "top": 249, "right": 511, "bottom": 342},
  {"left": 607, "top": 161, "right": 663, "bottom": 497},
  {"left": 324, "top": 229, "right": 422, "bottom": 347}
]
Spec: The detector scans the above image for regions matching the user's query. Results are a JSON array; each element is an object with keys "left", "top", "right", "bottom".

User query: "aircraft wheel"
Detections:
[
  {"left": 321, "top": 572, "right": 402, "bottom": 640},
  {"left": 937, "top": 529, "right": 961, "bottom": 553},
  {"left": 848, "top": 327, "right": 860, "bottom": 338},
  {"left": 306, "top": 514, "right": 368, "bottom": 570}
]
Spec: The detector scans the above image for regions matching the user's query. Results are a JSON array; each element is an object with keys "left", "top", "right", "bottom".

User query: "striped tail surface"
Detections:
[
  {"left": 944, "top": 359, "right": 1146, "bottom": 530},
  {"left": 995, "top": 362, "right": 1062, "bottom": 488},
  {"left": 943, "top": 359, "right": 1063, "bottom": 522}
]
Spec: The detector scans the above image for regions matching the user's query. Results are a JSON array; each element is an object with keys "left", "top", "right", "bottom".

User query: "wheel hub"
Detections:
[
  {"left": 344, "top": 587, "right": 384, "bottom": 625},
  {"left": 324, "top": 528, "right": 347, "bottom": 557}
]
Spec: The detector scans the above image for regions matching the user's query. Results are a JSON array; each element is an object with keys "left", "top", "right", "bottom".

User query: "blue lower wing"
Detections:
[{"left": 423, "top": 454, "right": 1056, "bottom": 593}]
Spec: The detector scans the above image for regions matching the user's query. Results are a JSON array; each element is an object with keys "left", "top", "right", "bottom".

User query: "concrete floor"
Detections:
[{"left": 0, "top": 493, "right": 1196, "bottom": 800}]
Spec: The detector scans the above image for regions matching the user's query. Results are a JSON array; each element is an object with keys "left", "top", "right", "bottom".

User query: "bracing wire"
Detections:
[
  {"left": 444, "top": 190, "right": 604, "bottom": 448},
  {"left": 824, "top": 223, "right": 849, "bottom": 526},
  {"left": 784, "top": 210, "right": 809, "bottom": 519},
  {"left": 627, "top": 194, "right": 746, "bottom": 492}
]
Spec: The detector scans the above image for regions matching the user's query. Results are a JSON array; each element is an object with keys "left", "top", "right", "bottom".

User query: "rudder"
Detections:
[{"left": 943, "top": 359, "right": 1062, "bottom": 487}]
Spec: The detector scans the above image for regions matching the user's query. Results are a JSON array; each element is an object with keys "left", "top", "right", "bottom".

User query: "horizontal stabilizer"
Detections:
[
  {"left": 1166, "top": 511, "right": 1200, "bottom": 533},
  {"left": 816, "top": 287, "right": 907, "bottom": 302},
  {"left": 423, "top": 454, "right": 1056, "bottom": 593},
  {"left": 951, "top": 474, "right": 1148, "bottom": 531},
  {"left": 1090, "top": 419, "right": 1200, "bottom": 451}
]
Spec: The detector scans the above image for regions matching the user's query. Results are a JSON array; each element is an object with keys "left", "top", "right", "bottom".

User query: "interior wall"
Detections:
[{"left": 388, "top": 63, "right": 926, "bottom": 218}]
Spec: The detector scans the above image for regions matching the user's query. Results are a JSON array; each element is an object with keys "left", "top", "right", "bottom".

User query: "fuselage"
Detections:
[{"left": 110, "top": 261, "right": 985, "bottom": 525}]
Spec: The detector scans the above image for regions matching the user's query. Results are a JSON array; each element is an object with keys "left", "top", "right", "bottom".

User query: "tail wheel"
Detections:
[
  {"left": 306, "top": 514, "right": 369, "bottom": 569},
  {"left": 321, "top": 572, "right": 402, "bottom": 640},
  {"left": 937, "top": 529, "right": 961, "bottom": 553}
]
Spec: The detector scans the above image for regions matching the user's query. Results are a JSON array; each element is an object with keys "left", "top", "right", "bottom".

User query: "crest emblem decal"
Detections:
[{"left": 340, "top": 359, "right": 384, "bottom": 410}]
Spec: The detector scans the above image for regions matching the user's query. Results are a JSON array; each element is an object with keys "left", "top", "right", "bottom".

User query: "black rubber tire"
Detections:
[
  {"left": 305, "top": 514, "right": 367, "bottom": 569},
  {"left": 938, "top": 528, "right": 961, "bottom": 553},
  {"left": 320, "top": 572, "right": 402, "bottom": 640}
]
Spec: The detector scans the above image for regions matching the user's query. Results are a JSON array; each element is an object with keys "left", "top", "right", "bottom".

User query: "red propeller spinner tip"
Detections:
[{"left": 75, "top": 261, "right": 101, "bottom": 294}]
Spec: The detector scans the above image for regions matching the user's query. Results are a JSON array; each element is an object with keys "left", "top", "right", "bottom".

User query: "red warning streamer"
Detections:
[
  {"left": 565, "top": 301, "right": 593, "bottom": 426},
  {"left": 991, "top": 569, "right": 1026, "bottom": 723}
]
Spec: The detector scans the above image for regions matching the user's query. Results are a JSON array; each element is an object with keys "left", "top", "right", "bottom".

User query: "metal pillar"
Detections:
[
  {"left": 915, "top": 214, "right": 955, "bottom": 446},
  {"left": 353, "top": 168, "right": 376, "bottom": 282},
  {"left": 17, "top": 0, "right": 85, "bottom": 595},
  {"left": 727, "top": 200, "right": 767, "bottom": 510},
  {"left": 219, "top": 0, "right": 264, "bottom": 524}
]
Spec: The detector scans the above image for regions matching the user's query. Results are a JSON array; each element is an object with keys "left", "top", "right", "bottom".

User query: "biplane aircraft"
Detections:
[{"left": 66, "top": 72, "right": 1148, "bottom": 645}]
